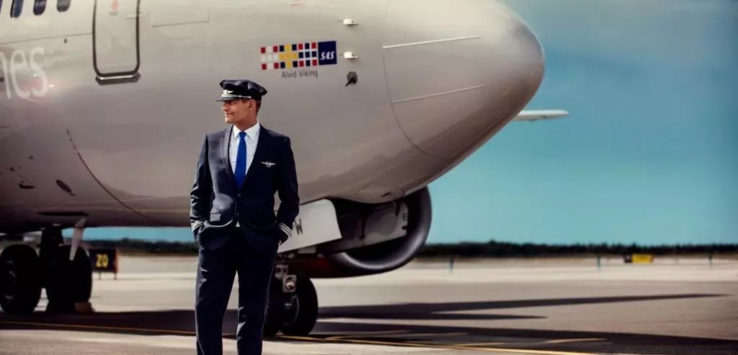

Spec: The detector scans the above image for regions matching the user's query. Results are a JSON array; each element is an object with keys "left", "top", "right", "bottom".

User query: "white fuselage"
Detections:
[{"left": 0, "top": 0, "right": 543, "bottom": 231}]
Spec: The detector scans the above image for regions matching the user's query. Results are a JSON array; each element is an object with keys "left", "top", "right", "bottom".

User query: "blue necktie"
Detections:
[{"left": 235, "top": 131, "right": 247, "bottom": 188}]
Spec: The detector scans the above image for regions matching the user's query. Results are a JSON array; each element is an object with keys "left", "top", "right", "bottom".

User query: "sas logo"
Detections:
[{"left": 260, "top": 41, "right": 337, "bottom": 70}]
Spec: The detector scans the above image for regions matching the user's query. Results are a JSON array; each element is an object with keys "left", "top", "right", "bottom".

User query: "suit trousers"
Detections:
[{"left": 195, "top": 226, "right": 279, "bottom": 355}]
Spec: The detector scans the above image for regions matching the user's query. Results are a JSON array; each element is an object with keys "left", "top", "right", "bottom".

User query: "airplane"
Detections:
[{"left": 0, "top": 0, "right": 567, "bottom": 336}]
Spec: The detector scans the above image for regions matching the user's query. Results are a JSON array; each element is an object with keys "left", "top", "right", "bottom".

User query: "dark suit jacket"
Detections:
[{"left": 189, "top": 124, "right": 299, "bottom": 251}]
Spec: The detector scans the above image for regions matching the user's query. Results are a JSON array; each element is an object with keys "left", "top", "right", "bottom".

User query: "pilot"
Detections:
[{"left": 189, "top": 79, "right": 299, "bottom": 355}]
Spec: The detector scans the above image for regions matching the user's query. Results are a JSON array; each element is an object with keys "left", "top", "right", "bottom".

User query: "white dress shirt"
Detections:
[{"left": 229, "top": 121, "right": 260, "bottom": 178}]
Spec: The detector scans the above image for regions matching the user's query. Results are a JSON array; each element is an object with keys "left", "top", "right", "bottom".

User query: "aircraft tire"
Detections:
[
  {"left": 263, "top": 278, "right": 284, "bottom": 338},
  {"left": 0, "top": 244, "right": 42, "bottom": 314},
  {"left": 45, "top": 245, "right": 92, "bottom": 312},
  {"left": 280, "top": 274, "right": 318, "bottom": 336}
]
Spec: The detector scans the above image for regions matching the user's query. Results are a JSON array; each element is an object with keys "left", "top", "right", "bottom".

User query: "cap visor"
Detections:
[{"left": 216, "top": 94, "right": 253, "bottom": 102}]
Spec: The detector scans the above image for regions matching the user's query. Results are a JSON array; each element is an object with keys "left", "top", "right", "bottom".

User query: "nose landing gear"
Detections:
[{"left": 264, "top": 263, "right": 319, "bottom": 337}]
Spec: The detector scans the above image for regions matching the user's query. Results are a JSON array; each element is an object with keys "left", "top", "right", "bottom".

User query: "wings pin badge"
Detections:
[{"left": 261, "top": 161, "right": 276, "bottom": 168}]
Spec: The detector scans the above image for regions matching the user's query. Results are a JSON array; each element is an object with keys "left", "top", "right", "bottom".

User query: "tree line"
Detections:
[{"left": 418, "top": 240, "right": 738, "bottom": 257}]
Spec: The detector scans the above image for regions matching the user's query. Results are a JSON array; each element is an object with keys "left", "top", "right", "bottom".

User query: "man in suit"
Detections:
[{"left": 189, "top": 79, "right": 299, "bottom": 355}]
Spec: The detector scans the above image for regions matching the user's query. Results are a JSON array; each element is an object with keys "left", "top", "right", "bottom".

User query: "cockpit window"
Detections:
[
  {"left": 11, "top": 0, "right": 22, "bottom": 18},
  {"left": 57, "top": 0, "right": 69, "bottom": 12},
  {"left": 34, "top": 0, "right": 46, "bottom": 15}
]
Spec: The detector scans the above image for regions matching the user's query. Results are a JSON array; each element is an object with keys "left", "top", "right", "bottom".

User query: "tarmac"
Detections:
[{"left": 0, "top": 255, "right": 737, "bottom": 354}]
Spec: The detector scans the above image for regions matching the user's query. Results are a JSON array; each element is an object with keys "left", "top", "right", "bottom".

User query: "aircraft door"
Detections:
[{"left": 93, "top": 0, "right": 140, "bottom": 84}]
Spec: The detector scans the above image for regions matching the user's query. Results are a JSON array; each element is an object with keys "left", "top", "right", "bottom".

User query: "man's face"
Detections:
[{"left": 222, "top": 99, "right": 257, "bottom": 126}]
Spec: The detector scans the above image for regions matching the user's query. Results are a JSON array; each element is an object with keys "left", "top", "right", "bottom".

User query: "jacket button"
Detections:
[{"left": 237, "top": 193, "right": 242, "bottom": 198}]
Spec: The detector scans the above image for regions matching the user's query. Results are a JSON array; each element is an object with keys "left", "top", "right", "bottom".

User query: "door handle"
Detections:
[{"left": 95, "top": 72, "right": 141, "bottom": 85}]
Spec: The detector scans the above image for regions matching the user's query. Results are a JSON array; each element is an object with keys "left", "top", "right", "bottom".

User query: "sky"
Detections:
[
  {"left": 430, "top": 0, "right": 738, "bottom": 245},
  {"left": 69, "top": 0, "right": 738, "bottom": 245}
]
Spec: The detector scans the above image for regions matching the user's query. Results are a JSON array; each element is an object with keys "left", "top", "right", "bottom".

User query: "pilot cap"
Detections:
[{"left": 216, "top": 79, "right": 268, "bottom": 102}]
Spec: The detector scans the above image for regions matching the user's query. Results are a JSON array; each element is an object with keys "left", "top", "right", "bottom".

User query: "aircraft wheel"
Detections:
[
  {"left": 45, "top": 245, "right": 92, "bottom": 312},
  {"left": 0, "top": 244, "right": 42, "bottom": 314},
  {"left": 280, "top": 274, "right": 318, "bottom": 336},
  {"left": 263, "top": 277, "right": 284, "bottom": 338}
]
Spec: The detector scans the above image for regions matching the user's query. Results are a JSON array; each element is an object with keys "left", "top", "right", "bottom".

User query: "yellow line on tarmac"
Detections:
[
  {"left": 1, "top": 320, "right": 597, "bottom": 355},
  {"left": 282, "top": 335, "right": 469, "bottom": 350},
  {"left": 544, "top": 338, "right": 605, "bottom": 344},
  {"left": 456, "top": 338, "right": 604, "bottom": 348},
  {"left": 279, "top": 334, "right": 598, "bottom": 355},
  {"left": 382, "top": 332, "right": 468, "bottom": 338},
  {"left": 325, "top": 329, "right": 408, "bottom": 340},
  {"left": 463, "top": 348, "right": 598, "bottom": 355},
  {"left": 0, "top": 320, "right": 226, "bottom": 337},
  {"left": 329, "top": 331, "right": 466, "bottom": 339},
  {"left": 454, "top": 342, "right": 508, "bottom": 346}
]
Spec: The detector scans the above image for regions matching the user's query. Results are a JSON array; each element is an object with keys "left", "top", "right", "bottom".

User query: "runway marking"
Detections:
[
  {"left": 325, "top": 330, "right": 408, "bottom": 340},
  {"left": 328, "top": 331, "right": 466, "bottom": 340},
  {"left": 458, "top": 347, "right": 597, "bottom": 355},
  {"left": 279, "top": 334, "right": 598, "bottom": 355},
  {"left": 544, "top": 338, "right": 605, "bottom": 344},
  {"left": 454, "top": 341, "right": 509, "bottom": 346},
  {"left": 0, "top": 320, "right": 232, "bottom": 337},
  {"left": 455, "top": 338, "right": 604, "bottom": 347},
  {"left": 1, "top": 320, "right": 597, "bottom": 355},
  {"left": 378, "top": 332, "right": 468, "bottom": 338}
]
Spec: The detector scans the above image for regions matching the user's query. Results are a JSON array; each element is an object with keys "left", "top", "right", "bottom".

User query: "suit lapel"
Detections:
[{"left": 220, "top": 126, "right": 236, "bottom": 185}]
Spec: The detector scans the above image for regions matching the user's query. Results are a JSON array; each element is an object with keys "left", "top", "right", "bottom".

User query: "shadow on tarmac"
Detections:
[
  {"left": 0, "top": 293, "right": 735, "bottom": 355},
  {"left": 318, "top": 293, "right": 726, "bottom": 319}
]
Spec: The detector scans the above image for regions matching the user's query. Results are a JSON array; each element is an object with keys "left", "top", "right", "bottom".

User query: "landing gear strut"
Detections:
[
  {"left": 41, "top": 227, "right": 92, "bottom": 313},
  {"left": 44, "top": 245, "right": 92, "bottom": 312},
  {"left": 264, "top": 263, "right": 319, "bottom": 337}
]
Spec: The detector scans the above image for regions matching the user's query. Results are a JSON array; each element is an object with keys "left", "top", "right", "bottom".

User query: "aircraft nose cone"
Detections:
[{"left": 384, "top": 0, "right": 544, "bottom": 159}]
